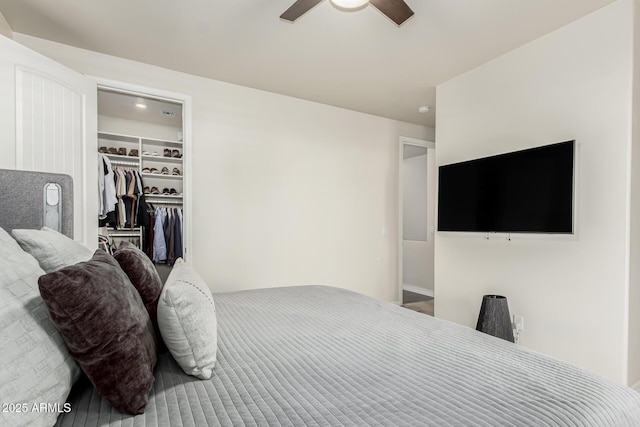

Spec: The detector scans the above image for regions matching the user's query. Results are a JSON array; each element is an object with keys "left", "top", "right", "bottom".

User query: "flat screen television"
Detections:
[{"left": 437, "top": 140, "right": 575, "bottom": 234}]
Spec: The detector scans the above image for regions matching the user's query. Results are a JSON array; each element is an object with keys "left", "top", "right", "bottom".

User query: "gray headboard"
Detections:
[{"left": 0, "top": 169, "right": 74, "bottom": 238}]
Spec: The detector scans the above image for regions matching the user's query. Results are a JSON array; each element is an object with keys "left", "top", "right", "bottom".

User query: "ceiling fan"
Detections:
[{"left": 280, "top": 0, "right": 414, "bottom": 26}]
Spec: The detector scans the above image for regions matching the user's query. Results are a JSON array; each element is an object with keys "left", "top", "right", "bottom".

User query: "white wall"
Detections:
[
  {"left": 435, "top": 0, "right": 635, "bottom": 384},
  {"left": 15, "top": 33, "right": 432, "bottom": 303},
  {"left": 98, "top": 115, "right": 182, "bottom": 142},
  {"left": 403, "top": 241, "right": 430, "bottom": 290},
  {"left": 403, "top": 154, "right": 428, "bottom": 241}
]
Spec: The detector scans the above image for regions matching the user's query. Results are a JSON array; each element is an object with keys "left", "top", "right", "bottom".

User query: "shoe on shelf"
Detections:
[
  {"left": 129, "top": 149, "right": 139, "bottom": 157},
  {"left": 150, "top": 168, "right": 160, "bottom": 174},
  {"left": 162, "top": 188, "right": 170, "bottom": 195},
  {"left": 142, "top": 151, "right": 151, "bottom": 156},
  {"left": 143, "top": 186, "right": 150, "bottom": 194},
  {"left": 142, "top": 167, "right": 151, "bottom": 173},
  {"left": 152, "top": 151, "right": 159, "bottom": 156},
  {"left": 169, "top": 188, "right": 177, "bottom": 195},
  {"left": 163, "top": 148, "right": 171, "bottom": 157},
  {"left": 151, "top": 187, "right": 160, "bottom": 194},
  {"left": 172, "top": 149, "right": 182, "bottom": 158},
  {"left": 99, "top": 146, "right": 108, "bottom": 153},
  {"left": 172, "top": 168, "right": 181, "bottom": 176},
  {"left": 108, "top": 147, "right": 118, "bottom": 155},
  {"left": 117, "top": 147, "right": 126, "bottom": 156},
  {"left": 161, "top": 167, "right": 169, "bottom": 175}
]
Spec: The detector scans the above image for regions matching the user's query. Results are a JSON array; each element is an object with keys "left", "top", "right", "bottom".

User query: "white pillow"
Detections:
[
  {"left": 157, "top": 258, "right": 217, "bottom": 379},
  {"left": 11, "top": 226, "right": 92, "bottom": 273},
  {"left": 0, "top": 227, "right": 80, "bottom": 427}
]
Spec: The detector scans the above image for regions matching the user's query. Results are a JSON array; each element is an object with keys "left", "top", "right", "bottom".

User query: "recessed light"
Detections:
[
  {"left": 135, "top": 102, "right": 147, "bottom": 109},
  {"left": 418, "top": 105, "right": 430, "bottom": 114}
]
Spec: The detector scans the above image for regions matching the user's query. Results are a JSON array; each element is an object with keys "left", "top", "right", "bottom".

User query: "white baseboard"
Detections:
[
  {"left": 402, "top": 284, "right": 434, "bottom": 298},
  {"left": 633, "top": 382, "right": 640, "bottom": 392}
]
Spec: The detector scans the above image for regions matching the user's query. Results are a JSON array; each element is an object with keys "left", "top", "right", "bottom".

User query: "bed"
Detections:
[{"left": 2, "top": 169, "right": 640, "bottom": 427}]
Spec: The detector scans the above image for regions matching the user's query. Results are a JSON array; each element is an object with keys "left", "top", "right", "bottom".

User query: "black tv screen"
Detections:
[{"left": 437, "top": 140, "right": 575, "bottom": 233}]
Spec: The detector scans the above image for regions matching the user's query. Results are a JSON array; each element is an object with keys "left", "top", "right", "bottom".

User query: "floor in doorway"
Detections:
[{"left": 402, "top": 291, "right": 434, "bottom": 316}]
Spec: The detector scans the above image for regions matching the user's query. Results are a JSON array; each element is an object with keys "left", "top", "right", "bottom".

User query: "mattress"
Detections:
[{"left": 56, "top": 285, "right": 640, "bottom": 426}]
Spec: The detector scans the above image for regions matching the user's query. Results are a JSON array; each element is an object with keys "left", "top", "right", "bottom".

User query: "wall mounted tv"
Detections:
[{"left": 437, "top": 140, "right": 575, "bottom": 234}]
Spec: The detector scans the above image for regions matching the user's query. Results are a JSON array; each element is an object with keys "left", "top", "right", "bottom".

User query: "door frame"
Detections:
[
  {"left": 91, "top": 77, "right": 193, "bottom": 261},
  {"left": 398, "top": 136, "right": 435, "bottom": 304}
]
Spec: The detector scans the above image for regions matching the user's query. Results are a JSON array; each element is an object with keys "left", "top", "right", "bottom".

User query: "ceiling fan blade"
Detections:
[
  {"left": 368, "top": 0, "right": 414, "bottom": 26},
  {"left": 280, "top": 0, "right": 325, "bottom": 22}
]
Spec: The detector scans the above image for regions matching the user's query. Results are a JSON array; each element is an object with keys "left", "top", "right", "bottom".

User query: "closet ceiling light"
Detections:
[{"left": 135, "top": 102, "right": 147, "bottom": 109}]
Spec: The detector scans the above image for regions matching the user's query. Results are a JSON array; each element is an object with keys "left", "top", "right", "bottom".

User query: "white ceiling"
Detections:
[{"left": 0, "top": 0, "right": 615, "bottom": 127}]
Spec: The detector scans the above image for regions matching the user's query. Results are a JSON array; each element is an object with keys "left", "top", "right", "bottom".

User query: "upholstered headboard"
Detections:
[{"left": 0, "top": 168, "right": 74, "bottom": 238}]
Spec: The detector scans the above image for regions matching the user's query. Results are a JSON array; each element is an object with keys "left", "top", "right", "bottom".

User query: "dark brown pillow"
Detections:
[
  {"left": 38, "top": 249, "right": 157, "bottom": 415},
  {"left": 113, "top": 241, "right": 163, "bottom": 329}
]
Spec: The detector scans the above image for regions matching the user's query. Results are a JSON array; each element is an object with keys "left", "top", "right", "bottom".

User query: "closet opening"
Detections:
[{"left": 96, "top": 84, "right": 191, "bottom": 283}]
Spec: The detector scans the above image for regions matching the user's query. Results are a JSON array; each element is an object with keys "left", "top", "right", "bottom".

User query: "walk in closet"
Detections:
[{"left": 97, "top": 88, "right": 186, "bottom": 278}]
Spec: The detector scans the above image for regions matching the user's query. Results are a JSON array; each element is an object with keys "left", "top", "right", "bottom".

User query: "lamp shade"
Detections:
[{"left": 476, "top": 295, "right": 514, "bottom": 343}]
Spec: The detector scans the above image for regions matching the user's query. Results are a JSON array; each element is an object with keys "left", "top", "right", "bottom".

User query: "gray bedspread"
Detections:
[{"left": 56, "top": 286, "right": 640, "bottom": 426}]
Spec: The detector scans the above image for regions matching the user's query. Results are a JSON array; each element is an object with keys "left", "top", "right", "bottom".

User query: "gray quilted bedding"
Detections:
[{"left": 56, "top": 286, "right": 640, "bottom": 426}]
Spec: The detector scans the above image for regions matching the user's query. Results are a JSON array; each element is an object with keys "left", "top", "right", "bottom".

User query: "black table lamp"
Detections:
[{"left": 476, "top": 295, "right": 514, "bottom": 343}]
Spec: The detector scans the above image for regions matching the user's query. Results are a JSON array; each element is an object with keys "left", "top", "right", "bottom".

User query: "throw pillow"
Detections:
[
  {"left": 38, "top": 249, "right": 157, "bottom": 415},
  {"left": 157, "top": 258, "right": 218, "bottom": 379},
  {"left": 113, "top": 241, "right": 163, "bottom": 330},
  {"left": 0, "top": 227, "right": 80, "bottom": 427},
  {"left": 11, "top": 226, "right": 92, "bottom": 273}
]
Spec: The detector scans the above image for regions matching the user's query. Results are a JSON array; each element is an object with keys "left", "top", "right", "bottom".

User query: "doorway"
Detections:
[
  {"left": 398, "top": 137, "right": 436, "bottom": 310},
  {"left": 95, "top": 80, "right": 192, "bottom": 282}
]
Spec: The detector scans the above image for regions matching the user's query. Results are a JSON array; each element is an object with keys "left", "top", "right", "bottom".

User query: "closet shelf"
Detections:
[
  {"left": 98, "top": 132, "right": 182, "bottom": 148},
  {"left": 144, "top": 194, "right": 183, "bottom": 199},
  {"left": 98, "top": 132, "right": 139, "bottom": 144},
  {"left": 104, "top": 153, "right": 139, "bottom": 161},
  {"left": 141, "top": 154, "right": 182, "bottom": 164},
  {"left": 141, "top": 172, "right": 183, "bottom": 180},
  {"left": 141, "top": 137, "right": 182, "bottom": 148}
]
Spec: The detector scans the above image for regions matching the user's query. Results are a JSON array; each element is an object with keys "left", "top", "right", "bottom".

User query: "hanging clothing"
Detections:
[
  {"left": 174, "top": 209, "right": 183, "bottom": 260},
  {"left": 147, "top": 206, "right": 183, "bottom": 266},
  {"left": 98, "top": 154, "right": 117, "bottom": 220},
  {"left": 167, "top": 210, "right": 176, "bottom": 266},
  {"left": 115, "top": 169, "right": 127, "bottom": 228},
  {"left": 101, "top": 167, "right": 144, "bottom": 229},
  {"left": 153, "top": 207, "right": 167, "bottom": 263}
]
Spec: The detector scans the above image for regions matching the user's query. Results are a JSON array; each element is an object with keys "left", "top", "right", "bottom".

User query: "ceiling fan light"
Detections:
[{"left": 330, "top": 0, "right": 369, "bottom": 10}]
